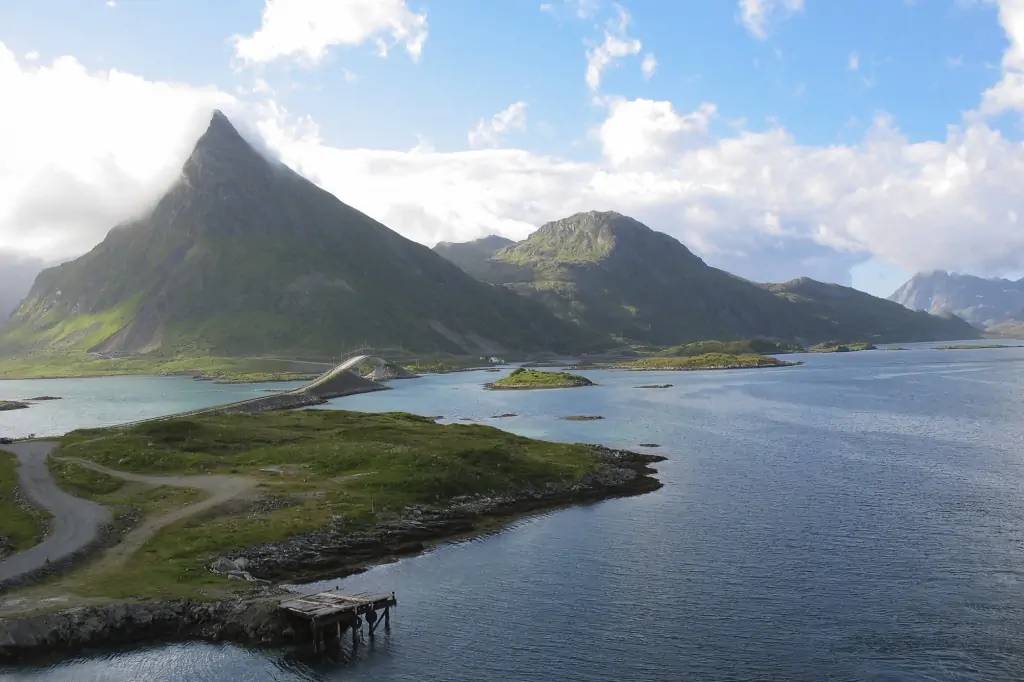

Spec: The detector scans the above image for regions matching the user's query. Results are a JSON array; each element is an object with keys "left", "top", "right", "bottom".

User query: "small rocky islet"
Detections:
[{"left": 485, "top": 368, "right": 594, "bottom": 390}]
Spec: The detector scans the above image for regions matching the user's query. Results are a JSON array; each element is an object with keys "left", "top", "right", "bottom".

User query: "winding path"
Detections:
[
  {"left": 0, "top": 443, "right": 259, "bottom": 586},
  {"left": 58, "top": 457, "right": 256, "bottom": 569},
  {"left": 0, "top": 442, "right": 111, "bottom": 585}
]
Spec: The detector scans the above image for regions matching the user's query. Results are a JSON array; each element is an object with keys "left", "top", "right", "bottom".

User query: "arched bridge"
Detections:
[
  {"left": 120, "top": 355, "right": 392, "bottom": 425},
  {"left": 299, "top": 354, "right": 386, "bottom": 397}
]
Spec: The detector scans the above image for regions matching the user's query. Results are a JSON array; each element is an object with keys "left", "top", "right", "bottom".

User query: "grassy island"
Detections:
[
  {"left": 614, "top": 352, "right": 794, "bottom": 371},
  {"left": 0, "top": 401, "right": 30, "bottom": 411},
  {"left": 486, "top": 367, "right": 594, "bottom": 390},
  {"left": 808, "top": 342, "right": 877, "bottom": 353}
]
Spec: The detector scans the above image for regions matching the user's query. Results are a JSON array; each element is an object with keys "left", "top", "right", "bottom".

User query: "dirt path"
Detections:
[
  {"left": 0, "top": 442, "right": 111, "bottom": 586},
  {"left": 58, "top": 457, "right": 257, "bottom": 568}
]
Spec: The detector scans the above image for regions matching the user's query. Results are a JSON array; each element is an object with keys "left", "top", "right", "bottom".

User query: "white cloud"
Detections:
[
  {"left": 598, "top": 98, "right": 716, "bottom": 166},
  {"left": 641, "top": 53, "right": 658, "bottom": 79},
  {"left": 979, "top": 0, "right": 1024, "bottom": 115},
  {"left": 586, "top": 33, "right": 641, "bottom": 90},
  {"left": 738, "top": 0, "right": 805, "bottom": 39},
  {"left": 585, "top": 7, "right": 643, "bottom": 91},
  {"left": 847, "top": 51, "right": 860, "bottom": 71},
  {"left": 23, "top": 51, "right": 39, "bottom": 62},
  {"left": 468, "top": 101, "right": 528, "bottom": 148},
  {"left": 539, "top": 0, "right": 597, "bottom": 18},
  {"left": 0, "top": 43, "right": 236, "bottom": 259},
  {"left": 233, "top": 0, "right": 428, "bottom": 66}
]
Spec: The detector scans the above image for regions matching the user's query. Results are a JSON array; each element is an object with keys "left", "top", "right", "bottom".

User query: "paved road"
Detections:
[{"left": 0, "top": 441, "right": 111, "bottom": 585}]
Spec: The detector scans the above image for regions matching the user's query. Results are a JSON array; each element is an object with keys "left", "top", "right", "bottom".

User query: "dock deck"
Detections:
[{"left": 281, "top": 590, "right": 397, "bottom": 652}]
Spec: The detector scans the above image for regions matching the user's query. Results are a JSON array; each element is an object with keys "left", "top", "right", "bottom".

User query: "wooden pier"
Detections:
[{"left": 280, "top": 590, "right": 397, "bottom": 653}]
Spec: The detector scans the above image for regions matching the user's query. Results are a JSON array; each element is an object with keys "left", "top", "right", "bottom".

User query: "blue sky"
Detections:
[{"left": 1, "top": 0, "right": 1022, "bottom": 297}]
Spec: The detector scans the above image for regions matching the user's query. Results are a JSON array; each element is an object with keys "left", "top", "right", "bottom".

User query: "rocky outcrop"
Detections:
[{"left": 0, "top": 594, "right": 294, "bottom": 662}]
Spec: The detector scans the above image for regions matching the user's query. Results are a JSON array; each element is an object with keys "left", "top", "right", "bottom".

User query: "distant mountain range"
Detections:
[
  {"left": 434, "top": 211, "right": 978, "bottom": 345},
  {"left": 890, "top": 271, "right": 1024, "bottom": 331},
  {"left": 1, "top": 112, "right": 585, "bottom": 358}
]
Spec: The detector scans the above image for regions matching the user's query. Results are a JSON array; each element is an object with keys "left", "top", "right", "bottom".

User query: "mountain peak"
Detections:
[
  {"left": 182, "top": 110, "right": 268, "bottom": 185},
  {"left": 498, "top": 210, "right": 695, "bottom": 266}
]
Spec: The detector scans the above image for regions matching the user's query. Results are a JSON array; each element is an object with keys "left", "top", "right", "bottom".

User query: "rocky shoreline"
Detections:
[{"left": 0, "top": 447, "right": 663, "bottom": 662}]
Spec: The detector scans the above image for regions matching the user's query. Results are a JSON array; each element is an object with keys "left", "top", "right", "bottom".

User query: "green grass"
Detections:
[
  {"left": 0, "top": 352, "right": 319, "bottom": 382},
  {"left": 0, "top": 451, "right": 48, "bottom": 552},
  {"left": 1, "top": 296, "right": 142, "bottom": 353},
  {"left": 45, "top": 410, "right": 603, "bottom": 599},
  {"left": 660, "top": 339, "right": 803, "bottom": 356},
  {"left": 487, "top": 367, "right": 594, "bottom": 389},
  {"left": 402, "top": 356, "right": 491, "bottom": 374},
  {"left": 614, "top": 353, "right": 794, "bottom": 370},
  {"left": 808, "top": 342, "right": 877, "bottom": 353}
]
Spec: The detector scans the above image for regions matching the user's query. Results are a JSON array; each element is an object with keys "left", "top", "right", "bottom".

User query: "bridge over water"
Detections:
[{"left": 122, "top": 355, "right": 392, "bottom": 426}]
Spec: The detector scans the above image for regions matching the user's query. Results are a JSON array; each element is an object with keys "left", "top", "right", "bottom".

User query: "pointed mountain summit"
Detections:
[
  {"left": 890, "top": 270, "right": 1024, "bottom": 329},
  {"left": 180, "top": 110, "right": 271, "bottom": 189},
  {"left": 3, "top": 111, "right": 587, "bottom": 357},
  {"left": 436, "top": 211, "right": 979, "bottom": 344}
]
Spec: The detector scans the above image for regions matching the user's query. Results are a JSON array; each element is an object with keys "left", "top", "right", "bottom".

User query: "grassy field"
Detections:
[
  {"left": 402, "top": 355, "right": 496, "bottom": 374},
  {"left": 0, "top": 452, "right": 48, "bottom": 553},
  {"left": 31, "top": 410, "right": 603, "bottom": 600},
  {"left": 0, "top": 352, "right": 321, "bottom": 382},
  {"left": 660, "top": 339, "right": 803, "bottom": 356},
  {"left": 487, "top": 368, "right": 594, "bottom": 389},
  {"left": 614, "top": 353, "right": 794, "bottom": 370}
]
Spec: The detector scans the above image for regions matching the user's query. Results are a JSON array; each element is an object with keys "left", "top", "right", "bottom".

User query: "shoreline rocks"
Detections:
[
  {"left": 224, "top": 446, "right": 663, "bottom": 585},
  {"left": 0, "top": 594, "right": 294, "bottom": 663}
]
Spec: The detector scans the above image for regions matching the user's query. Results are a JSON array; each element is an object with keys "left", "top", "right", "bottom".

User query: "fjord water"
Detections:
[
  {"left": 4, "top": 343, "right": 1024, "bottom": 680},
  {"left": 0, "top": 376, "right": 306, "bottom": 439}
]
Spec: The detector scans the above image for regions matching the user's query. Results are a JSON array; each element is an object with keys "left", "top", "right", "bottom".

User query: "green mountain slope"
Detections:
[
  {"left": 2, "top": 112, "right": 588, "bottom": 359},
  {"left": 435, "top": 211, "right": 979, "bottom": 345}
]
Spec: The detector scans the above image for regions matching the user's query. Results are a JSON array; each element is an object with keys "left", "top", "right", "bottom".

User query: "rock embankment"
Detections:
[{"left": 0, "top": 594, "right": 293, "bottom": 662}]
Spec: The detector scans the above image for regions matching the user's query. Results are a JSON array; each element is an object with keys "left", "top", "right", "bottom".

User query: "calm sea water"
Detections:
[
  {"left": 0, "top": 375, "right": 306, "bottom": 439},
  {"left": 3, "top": 342, "right": 1024, "bottom": 681}
]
